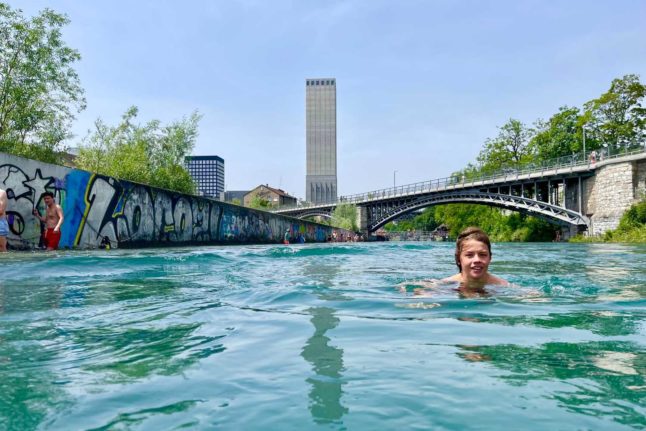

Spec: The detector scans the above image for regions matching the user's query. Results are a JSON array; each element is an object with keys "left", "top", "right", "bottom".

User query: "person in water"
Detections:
[{"left": 443, "top": 226, "right": 508, "bottom": 287}]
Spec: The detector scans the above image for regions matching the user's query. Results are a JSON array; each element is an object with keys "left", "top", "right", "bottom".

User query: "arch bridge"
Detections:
[{"left": 274, "top": 149, "right": 646, "bottom": 234}]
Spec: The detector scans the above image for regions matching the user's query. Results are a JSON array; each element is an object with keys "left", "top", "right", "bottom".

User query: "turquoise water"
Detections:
[{"left": 0, "top": 242, "right": 645, "bottom": 430}]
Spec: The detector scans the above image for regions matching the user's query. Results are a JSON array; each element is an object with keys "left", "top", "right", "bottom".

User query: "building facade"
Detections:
[
  {"left": 185, "top": 155, "right": 225, "bottom": 199},
  {"left": 224, "top": 190, "right": 249, "bottom": 204},
  {"left": 243, "top": 185, "right": 297, "bottom": 208},
  {"left": 306, "top": 78, "right": 337, "bottom": 204}
]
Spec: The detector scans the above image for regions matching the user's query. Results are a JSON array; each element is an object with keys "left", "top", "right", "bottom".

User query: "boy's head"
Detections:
[
  {"left": 454, "top": 227, "right": 492, "bottom": 271},
  {"left": 42, "top": 191, "right": 55, "bottom": 205}
]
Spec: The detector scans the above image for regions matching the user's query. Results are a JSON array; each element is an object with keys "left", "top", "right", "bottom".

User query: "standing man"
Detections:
[
  {"left": 33, "top": 192, "right": 64, "bottom": 251},
  {"left": 0, "top": 188, "right": 8, "bottom": 252}
]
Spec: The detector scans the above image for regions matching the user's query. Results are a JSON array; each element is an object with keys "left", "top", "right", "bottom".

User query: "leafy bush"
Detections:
[{"left": 76, "top": 107, "right": 200, "bottom": 194}]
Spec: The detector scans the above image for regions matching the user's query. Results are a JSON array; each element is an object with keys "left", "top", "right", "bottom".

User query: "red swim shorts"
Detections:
[{"left": 44, "top": 228, "right": 61, "bottom": 250}]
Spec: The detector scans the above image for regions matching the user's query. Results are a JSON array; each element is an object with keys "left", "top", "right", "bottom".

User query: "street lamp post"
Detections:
[
  {"left": 393, "top": 170, "right": 397, "bottom": 189},
  {"left": 582, "top": 127, "right": 586, "bottom": 160}
]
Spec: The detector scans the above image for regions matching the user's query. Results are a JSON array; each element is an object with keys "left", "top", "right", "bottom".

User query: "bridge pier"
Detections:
[
  {"left": 583, "top": 157, "right": 646, "bottom": 235},
  {"left": 356, "top": 205, "right": 369, "bottom": 233}
]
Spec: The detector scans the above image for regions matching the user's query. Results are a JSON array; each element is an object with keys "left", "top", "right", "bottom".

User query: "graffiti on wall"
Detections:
[{"left": 1, "top": 156, "right": 335, "bottom": 250}]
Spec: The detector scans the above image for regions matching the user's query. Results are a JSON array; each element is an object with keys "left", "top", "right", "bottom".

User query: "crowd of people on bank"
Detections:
[{"left": 328, "top": 231, "right": 365, "bottom": 242}]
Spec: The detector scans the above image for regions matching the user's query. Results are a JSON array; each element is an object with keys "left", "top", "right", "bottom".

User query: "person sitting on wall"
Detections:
[{"left": 32, "top": 192, "right": 64, "bottom": 251}]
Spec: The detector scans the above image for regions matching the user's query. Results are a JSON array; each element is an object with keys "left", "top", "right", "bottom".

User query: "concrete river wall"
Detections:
[{"left": 0, "top": 152, "right": 344, "bottom": 250}]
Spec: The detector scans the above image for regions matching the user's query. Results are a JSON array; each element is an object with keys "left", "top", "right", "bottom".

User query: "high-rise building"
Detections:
[
  {"left": 185, "top": 155, "right": 225, "bottom": 199},
  {"left": 306, "top": 78, "right": 337, "bottom": 204}
]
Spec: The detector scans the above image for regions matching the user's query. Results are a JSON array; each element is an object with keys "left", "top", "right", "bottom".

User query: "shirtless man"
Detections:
[
  {"left": 33, "top": 192, "right": 64, "bottom": 251},
  {"left": 0, "top": 188, "right": 8, "bottom": 252}
]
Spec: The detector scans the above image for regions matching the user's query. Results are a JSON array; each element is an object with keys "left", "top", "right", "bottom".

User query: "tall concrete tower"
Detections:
[{"left": 306, "top": 78, "right": 337, "bottom": 204}]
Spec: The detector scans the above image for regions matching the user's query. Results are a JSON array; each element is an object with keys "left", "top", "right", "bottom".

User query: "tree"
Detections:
[
  {"left": 477, "top": 119, "right": 534, "bottom": 173},
  {"left": 0, "top": 3, "right": 85, "bottom": 163},
  {"left": 331, "top": 203, "right": 358, "bottom": 231},
  {"left": 75, "top": 106, "right": 200, "bottom": 194},
  {"left": 529, "top": 106, "right": 583, "bottom": 161},
  {"left": 248, "top": 195, "right": 272, "bottom": 209},
  {"left": 583, "top": 74, "right": 646, "bottom": 150},
  {"left": 384, "top": 207, "right": 438, "bottom": 232}
]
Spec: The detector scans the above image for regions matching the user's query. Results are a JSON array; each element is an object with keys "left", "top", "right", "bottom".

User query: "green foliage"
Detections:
[
  {"left": 0, "top": 3, "right": 85, "bottom": 163},
  {"left": 75, "top": 106, "right": 200, "bottom": 194},
  {"left": 583, "top": 74, "right": 646, "bottom": 150},
  {"left": 605, "top": 225, "right": 646, "bottom": 242},
  {"left": 331, "top": 203, "right": 358, "bottom": 231},
  {"left": 605, "top": 197, "right": 646, "bottom": 242},
  {"left": 529, "top": 106, "right": 583, "bottom": 161},
  {"left": 451, "top": 163, "right": 481, "bottom": 182},
  {"left": 248, "top": 195, "right": 272, "bottom": 209},
  {"left": 570, "top": 197, "right": 646, "bottom": 243},
  {"left": 447, "top": 74, "right": 646, "bottom": 243},
  {"left": 387, "top": 204, "right": 557, "bottom": 242},
  {"left": 477, "top": 119, "right": 534, "bottom": 173},
  {"left": 617, "top": 198, "right": 646, "bottom": 231},
  {"left": 231, "top": 198, "right": 242, "bottom": 206},
  {"left": 385, "top": 207, "right": 439, "bottom": 232}
]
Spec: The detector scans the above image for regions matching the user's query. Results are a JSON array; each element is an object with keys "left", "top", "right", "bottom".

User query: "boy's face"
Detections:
[
  {"left": 459, "top": 239, "right": 491, "bottom": 281},
  {"left": 43, "top": 196, "right": 54, "bottom": 206}
]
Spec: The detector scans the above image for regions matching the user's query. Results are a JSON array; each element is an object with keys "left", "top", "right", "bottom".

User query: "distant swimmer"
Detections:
[{"left": 443, "top": 226, "right": 508, "bottom": 288}]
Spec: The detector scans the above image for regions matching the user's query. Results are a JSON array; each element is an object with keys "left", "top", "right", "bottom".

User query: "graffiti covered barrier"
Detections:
[{"left": 0, "top": 153, "right": 337, "bottom": 250}]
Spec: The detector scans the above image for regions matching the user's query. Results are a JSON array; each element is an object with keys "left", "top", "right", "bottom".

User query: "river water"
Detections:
[{"left": 0, "top": 242, "right": 644, "bottom": 430}]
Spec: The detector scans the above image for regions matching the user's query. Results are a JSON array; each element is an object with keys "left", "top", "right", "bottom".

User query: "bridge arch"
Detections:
[
  {"left": 294, "top": 210, "right": 333, "bottom": 221},
  {"left": 370, "top": 191, "right": 590, "bottom": 232}
]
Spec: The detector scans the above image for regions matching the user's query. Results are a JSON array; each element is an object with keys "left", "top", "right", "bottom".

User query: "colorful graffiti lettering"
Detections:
[{"left": 1, "top": 154, "right": 338, "bottom": 250}]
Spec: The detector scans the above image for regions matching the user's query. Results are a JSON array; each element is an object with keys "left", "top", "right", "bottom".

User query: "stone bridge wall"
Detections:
[
  {"left": 0, "top": 152, "right": 343, "bottom": 250},
  {"left": 583, "top": 158, "right": 646, "bottom": 235}
]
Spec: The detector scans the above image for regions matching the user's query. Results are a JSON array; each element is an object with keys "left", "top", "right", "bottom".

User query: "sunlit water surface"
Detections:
[{"left": 0, "top": 242, "right": 645, "bottom": 430}]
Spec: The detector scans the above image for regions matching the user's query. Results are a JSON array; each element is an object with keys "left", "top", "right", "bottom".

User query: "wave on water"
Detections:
[
  {"left": 395, "top": 242, "right": 451, "bottom": 251},
  {"left": 243, "top": 244, "right": 372, "bottom": 259}
]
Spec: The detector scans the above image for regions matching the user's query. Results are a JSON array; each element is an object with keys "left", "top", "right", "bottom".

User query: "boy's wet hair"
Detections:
[
  {"left": 42, "top": 191, "right": 54, "bottom": 198},
  {"left": 454, "top": 226, "right": 492, "bottom": 270}
]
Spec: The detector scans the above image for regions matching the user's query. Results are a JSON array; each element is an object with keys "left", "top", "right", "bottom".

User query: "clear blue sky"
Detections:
[{"left": 11, "top": 0, "right": 646, "bottom": 198}]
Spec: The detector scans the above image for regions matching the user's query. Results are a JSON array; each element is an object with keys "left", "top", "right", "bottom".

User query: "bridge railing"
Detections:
[{"left": 275, "top": 144, "right": 646, "bottom": 211}]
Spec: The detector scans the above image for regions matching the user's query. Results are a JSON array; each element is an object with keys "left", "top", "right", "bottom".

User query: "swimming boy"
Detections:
[
  {"left": 443, "top": 226, "right": 508, "bottom": 287},
  {"left": 33, "top": 192, "right": 64, "bottom": 251}
]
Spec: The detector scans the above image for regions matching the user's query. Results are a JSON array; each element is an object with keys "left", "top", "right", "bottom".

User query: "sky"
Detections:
[{"left": 9, "top": 0, "right": 646, "bottom": 199}]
